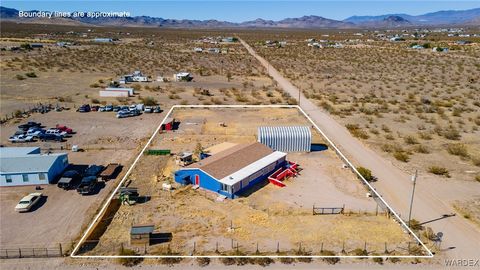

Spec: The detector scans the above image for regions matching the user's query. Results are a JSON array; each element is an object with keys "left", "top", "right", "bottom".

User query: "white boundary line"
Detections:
[{"left": 71, "top": 104, "right": 433, "bottom": 258}]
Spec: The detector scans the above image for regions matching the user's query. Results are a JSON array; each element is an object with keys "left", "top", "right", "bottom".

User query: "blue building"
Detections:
[
  {"left": 174, "top": 142, "right": 286, "bottom": 198},
  {"left": 0, "top": 147, "right": 69, "bottom": 187}
]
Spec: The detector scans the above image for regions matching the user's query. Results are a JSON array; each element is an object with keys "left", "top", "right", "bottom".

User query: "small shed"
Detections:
[{"left": 130, "top": 224, "right": 154, "bottom": 245}]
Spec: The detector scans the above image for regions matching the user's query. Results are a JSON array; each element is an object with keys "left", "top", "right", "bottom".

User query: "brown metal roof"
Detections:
[{"left": 187, "top": 142, "right": 273, "bottom": 180}]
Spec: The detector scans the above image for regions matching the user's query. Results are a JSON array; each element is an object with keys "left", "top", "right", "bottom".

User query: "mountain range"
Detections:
[{"left": 1, "top": 6, "right": 479, "bottom": 29}]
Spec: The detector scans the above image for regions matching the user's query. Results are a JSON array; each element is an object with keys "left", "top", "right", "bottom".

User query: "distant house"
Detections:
[
  {"left": 193, "top": 47, "right": 203, "bottom": 53},
  {"left": 390, "top": 36, "right": 404, "bottom": 42},
  {"left": 30, "top": 43, "right": 44, "bottom": 48},
  {"left": 411, "top": 44, "right": 424, "bottom": 49},
  {"left": 100, "top": 87, "right": 134, "bottom": 97},
  {"left": 92, "top": 38, "right": 113, "bottom": 43},
  {"left": 456, "top": 40, "right": 472, "bottom": 45},
  {"left": 121, "top": 70, "right": 148, "bottom": 83},
  {"left": 173, "top": 72, "right": 193, "bottom": 82},
  {"left": 207, "top": 48, "right": 220, "bottom": 54},
  {"left": 0, "top": 147, "right": 69, "bottom": 187},
  {"left": 221, "top": 37, "right": 236, "bottom": 43}
]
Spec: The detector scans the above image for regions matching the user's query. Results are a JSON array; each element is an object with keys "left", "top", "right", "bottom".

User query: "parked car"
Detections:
[
  {"left": 129, "top": 104, "right": 137, "bottom": 111},
  {"left": 77, "top": 104, "right": 91, "bottom": 112},
  {"left": 39, "top": 133, "right": 64, "bottom": 142},
  {"left": 116, "top": 109, "right": 141, "bottom": 118},
  {"left": 13, "top": 130, "right": 26, "bottom": 136},
  {"left": 9, "top": 134, "right": 34, "bottom": 143},
  {"left": 84, "top": 165, "right": 105, "bottom": 177},
  {"left": 113, "top": 106, "right": 121, "bottom": 112},
  {"left": 57, "top": 170, "right": 82, "bottom": 190},
  {"left": 15, "top": 193, "right": 43, "bottom": 212},
  {"left": 153, "top": 106, "right": 162, "bottom": 113},
  {"left": 98, "top": 106, "right": 106, "bottom": 112},
  {"left": 55, "top": 124, "right": 73, "bottom": 134},
  {"left": 120, "top": 105, "right": 129, "bottom": 111},
  {"left": 91, "top": 105, "right": 100, "bottom": 111},
  {"left": 144, "top": 106, "right": 153, "bottom": 113},
  {"left": 26, "top": 128, "right": 45, "bottom": 137},
  {"left": 76, "top": 176, "right": 98, "bottom": 195},
  {"left": 18, "top": 122, "right": 41, "bottom": 131},
  {"left": 45, "top": 128, "right": 67, "bottom": 136},
  {"left": 105, "top": 104, "right": 114, "bottom": 111}
]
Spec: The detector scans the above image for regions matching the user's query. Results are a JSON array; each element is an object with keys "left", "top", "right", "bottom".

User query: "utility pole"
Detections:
[{"left": 408, "top": 170, "right": 418, "bottom": 228}]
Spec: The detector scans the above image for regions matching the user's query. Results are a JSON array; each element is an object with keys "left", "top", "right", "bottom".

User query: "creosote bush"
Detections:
[{"left": 428, "top": 166, "right": 450, "bottom": 177}]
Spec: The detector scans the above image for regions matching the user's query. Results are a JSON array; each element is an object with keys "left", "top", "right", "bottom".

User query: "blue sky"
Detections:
[{"left": 3, "top": 1, "right": 480, "bottom": 21}]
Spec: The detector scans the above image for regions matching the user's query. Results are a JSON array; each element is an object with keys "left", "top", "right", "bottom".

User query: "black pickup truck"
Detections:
[
  {"left": 76, "top": 176, "right": 98, "bottom": 195},
  {"left": 57, "top": 170, "right": 81, "bottom": 190}
]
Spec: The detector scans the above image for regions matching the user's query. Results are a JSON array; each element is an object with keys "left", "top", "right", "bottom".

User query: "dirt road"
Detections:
[{"left": 239, "top": 38, "right": 480, "bottom": 259}]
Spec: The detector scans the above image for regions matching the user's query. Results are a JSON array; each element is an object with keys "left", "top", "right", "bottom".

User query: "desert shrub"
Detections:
[
  {"left": 89, "top": 83, "right": 100, "bottom": 88},
  {"left": 357, "top": 166, "right": 374, "bottom": 181},
  {"left": 409, "top": 219, "right": 423, "bottom": 231},
  {"left": 472, "top": 156, "right": 480, "bottom": 167},
  {"left": 404, "top": 135, "right": 418, "bottom": 145},
  {"left": 140, "top": 96, "right": 158, "bottom": 106},
  {"left": 279, "top": 257, "right": 294, "bottom": 264},
  {"left": 446, "top": 144, "right": 469, "bottom": 158},
  {"left": 393, "top": 151, "right": 410, "bottom": 162},
  {"left": 116, "top": 248, "right": 143, "bottom": 267},
  {"left": 252, "top": 256, "right": 274, "bottom": 267},
  {"left": 475, "top": 175, "right": 480, "bottom": 182},
  {"left": 320, "top": 250, "right": 339, "bottom": 265},
  {"left": 428, "top": 166, "right": 450, "bottom": 177},
  {"left": 25, "top": 72, "right": 37, "bottom": 78},
  {"left": 352, "top": 248, "right": 368, "bottom": 256},
  {"left": 220, "top": 257, "right": 236, "bottom": 265},
  {"left": 372, "top": 256, "right": 383, "bottom": 265},
  {"left": 16, "top": 74, "right": 25, "bottom": 80},
  {"left": 418, "top": 132, "right": 432, "bottom": 140},
  {"left": 346, "top": 124, "right": 369, "bottom": 139},
  {"left": 389, "top": 257, "right": 400, "bottom": 263},
  {"left": 423, "top": 227, "right": 437, "bottom": 241},
  {"left": 413, "top": 144, "right": 430, "bottom": 154},
  {"left": 196, "top": 257, "right": 210, "bottom": 267},
  {"left": 295, "top": 249, "right": 312, "bottom": 263},
  {"left": 442, "top": 126, "right": 461, "bottom": 140},
  {"left": 91, "top": 98, "right": 100, "bottom": 104},
  {"left": 14, "top": 110, "right": 23, "bottom": 118}
]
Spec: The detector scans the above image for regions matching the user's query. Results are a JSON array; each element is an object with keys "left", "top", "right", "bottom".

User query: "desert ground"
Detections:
[{"left": 1, "top": 21, "right": 478, "bottom": 269}]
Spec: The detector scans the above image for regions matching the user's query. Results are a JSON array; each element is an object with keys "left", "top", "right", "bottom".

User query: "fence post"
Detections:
[
  {"left": 19, "top": 248, "right": 22, "bottom": 258},
  {"left": 59, "top": 243, "right": 63, "bottom": 256},
  {"left": 215, "top": 242, "right": 218, "bottom": 253},
  {"left": 320, "top": 242, "right": 323, "bottom": 253},
  {"left": 256, "top": 242, "right": 259, "bottom": 253},
  {"left": 32, "top": 248, "right": 35, "bottom": 257},
  {"left": 193, "top": 241, "right": 196, "bottom": 254},
  {"left": 364, "top": 242, "right": 367, "bottom": 253},
  {"left": 46, "top": 248, "right": 48, "bottom": 257},
  {"left": 276, "top": 242, "right": 279, "bottom": 253},
  {"left": 384, "top": 242, "right": 388, "bottom": 254},
  {"left": 5, "top": 249, "right": 8, "bottom": 258},
  {"left": 342, "top": 242, "right": 345, "bottom": 254}
]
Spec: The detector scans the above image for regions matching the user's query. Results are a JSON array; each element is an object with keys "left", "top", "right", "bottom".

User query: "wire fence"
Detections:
[
  {"left": 0, "top": 243, "right": 71, "bottom": 259},
  {"left": 75, "top": 238, "right": 425, "bottom": 257}
]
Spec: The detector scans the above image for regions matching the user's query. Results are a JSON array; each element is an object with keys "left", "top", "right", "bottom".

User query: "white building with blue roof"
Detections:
[{"left": 0, "top": 147, "right": 69, "bottom": 187}]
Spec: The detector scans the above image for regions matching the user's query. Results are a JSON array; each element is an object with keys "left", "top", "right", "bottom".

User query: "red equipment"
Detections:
[{"left": 268, "top": 161, "right": 298, "bottom": 187}]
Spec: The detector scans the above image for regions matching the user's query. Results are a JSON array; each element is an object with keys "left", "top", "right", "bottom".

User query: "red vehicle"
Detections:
[
  {"left": 91, "top": 105, "right": 100, "bottom": 111},
  {"left": 55, "top": 124, "right": 73, "bottom": 134}
]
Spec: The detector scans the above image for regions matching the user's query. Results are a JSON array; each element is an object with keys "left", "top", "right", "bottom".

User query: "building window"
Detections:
[
  {"left": 22, "top": 174, "right": 29, "bottom": 182},
  {"left": 39, "top": 173, "right": 46, "bottom": 181},
  {"left": 6, "top": 175, "right": 12, "bottom": 183}
]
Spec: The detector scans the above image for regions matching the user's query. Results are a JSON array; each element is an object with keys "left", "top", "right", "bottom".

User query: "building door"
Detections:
[{"left": 195, "top": 175, "right": 200, "bottom": 185}]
